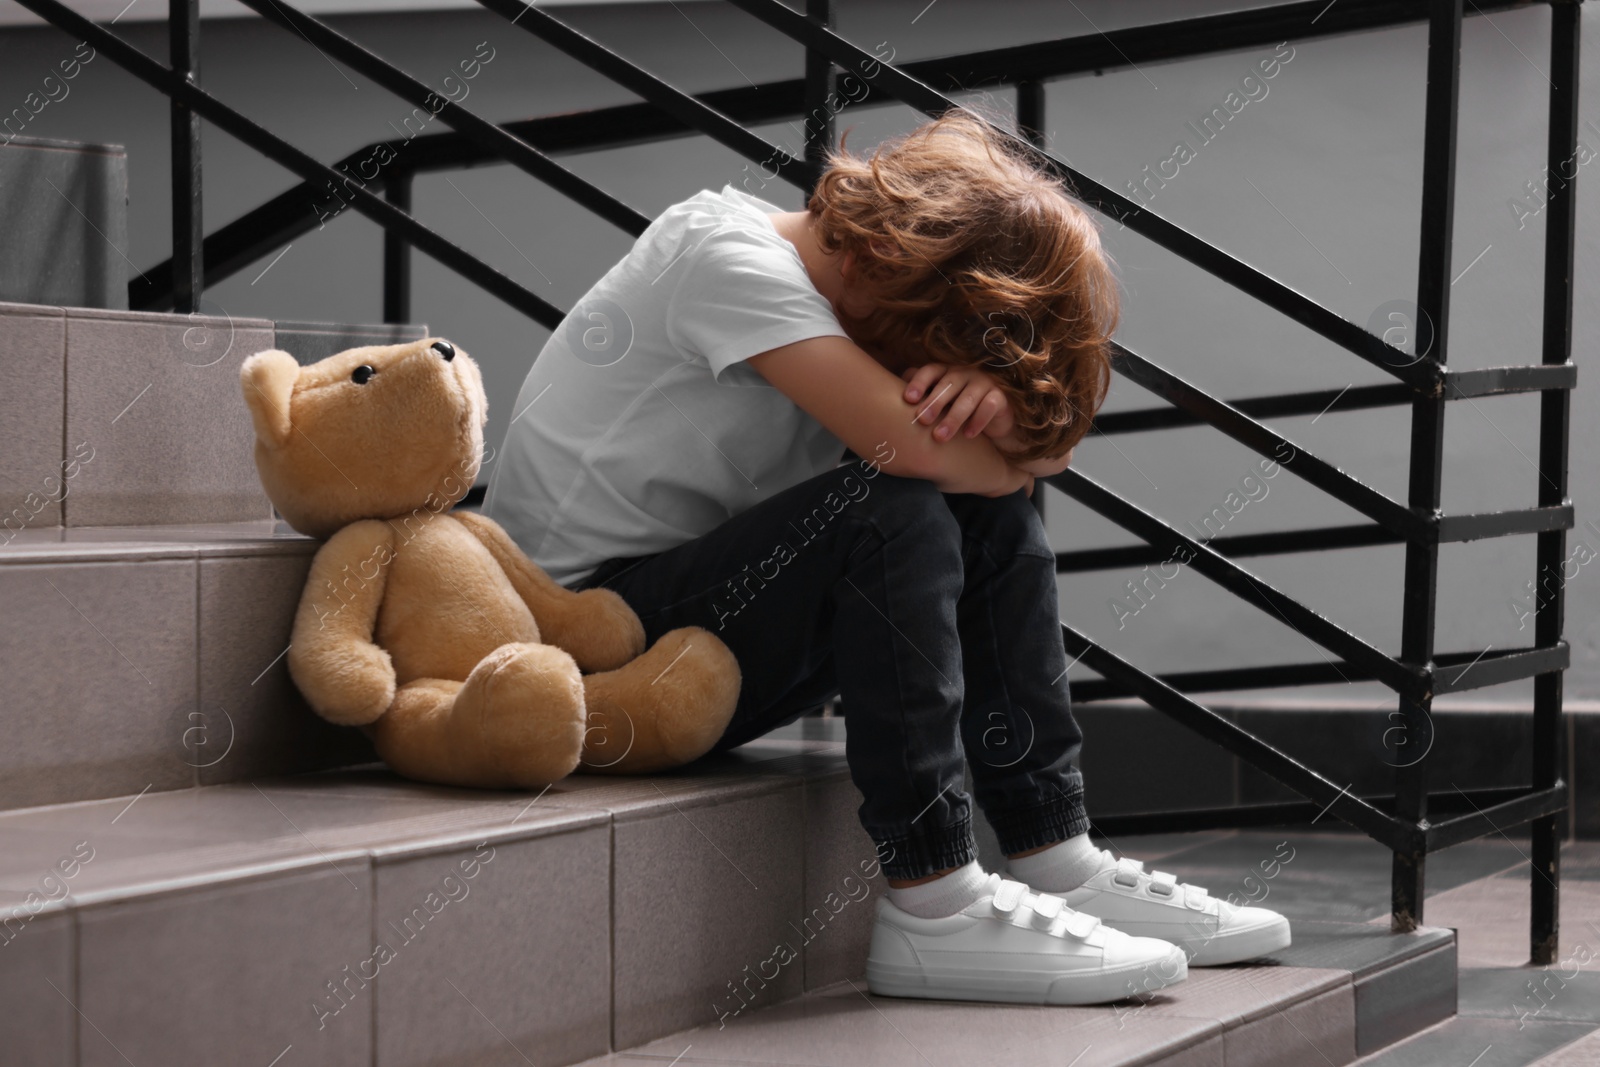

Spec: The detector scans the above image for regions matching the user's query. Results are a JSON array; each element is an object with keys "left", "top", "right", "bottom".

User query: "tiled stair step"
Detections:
[
  {"left": 0, "top": 521, "right": 374, "bottom": 811},
  {"left": 0, "top": 750, "right": 1459, "bottom": 1067},
  {"left": 573, "top": 867, "right": 1458, "bottom": 1066},
  {"left": 0, "top": 300, "right": 426, "bottom": 529},
  {"left": 0, "top": 737, "right": 875, "bottom": 1067}
]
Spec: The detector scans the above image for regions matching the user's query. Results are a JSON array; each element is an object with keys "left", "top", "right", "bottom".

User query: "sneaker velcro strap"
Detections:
[
  {"left": 1183, "top": 884, "right": 1211, "bottom": 910},
  {"left": 1032, "top": 894, "right": 1065, "bottom": 922},
  {"left": 1063, "top": 910, "right": 1101, "bottom": 940},
  {"left": 992, "top": 879, "right": 1028, "bottom": 916},
  {"left": 1111, "top": 856, "right": 1146, "bottom": 888}
]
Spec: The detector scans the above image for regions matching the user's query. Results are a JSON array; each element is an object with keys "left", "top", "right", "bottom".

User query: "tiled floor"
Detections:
[{"left": 1354, "top": 846, "right": 1600, "bottom": 1066}]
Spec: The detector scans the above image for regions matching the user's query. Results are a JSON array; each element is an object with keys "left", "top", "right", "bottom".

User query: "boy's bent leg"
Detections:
[
  {"left": 942, "top": 489, "right": 1091, "bottom": 856},
  {"left": 588, "top": 461, "right": 975, "bottom": 881}
]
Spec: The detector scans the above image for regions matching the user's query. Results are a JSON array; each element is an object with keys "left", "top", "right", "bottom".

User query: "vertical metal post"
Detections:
[
  {"left": 1018, "top": 77, "right": 1048, "bottom": 522},
  {"left": 1017, "top": 78, "right": 1046, "bottom": 146},
  {"left": 1529, "top": 0, "right": 1580, "bottom": 968},
  {"left": 169, "top": 0, "right": 202, "bottom": 314},
  {"left": 1391, "top": 0, "right": 1461, "bottom": 934},
  {"left": 383, "top": 171, "right": 413, "bottom": 325},
  {"left": 803, "top": 0, "right": 836, "bottom": 195}
]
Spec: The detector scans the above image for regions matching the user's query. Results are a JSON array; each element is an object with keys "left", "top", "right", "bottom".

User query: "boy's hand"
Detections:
[
  {"left": 902, "top": 363, "right": 1016, "bottom": 442},
  {"left": 900, "top": 362, "right": 1070, "bottom": 488}
]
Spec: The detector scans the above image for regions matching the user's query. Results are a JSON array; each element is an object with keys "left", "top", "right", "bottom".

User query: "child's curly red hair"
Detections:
[{"left": 810, "top": 109, "right": 1118, "bottom": 463}]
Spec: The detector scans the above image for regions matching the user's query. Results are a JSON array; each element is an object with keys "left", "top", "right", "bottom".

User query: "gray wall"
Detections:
[{"left": 1, "top": 0, "right": 1595, "bottom": 704}]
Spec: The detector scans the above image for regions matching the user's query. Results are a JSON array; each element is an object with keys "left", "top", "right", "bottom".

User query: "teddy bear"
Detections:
[{"left": 239, "top": 336, "right": 741, "bottom": 787}]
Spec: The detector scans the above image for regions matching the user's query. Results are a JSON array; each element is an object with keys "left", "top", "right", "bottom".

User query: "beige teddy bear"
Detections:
[{"left": 240, "top": 337, "right": 740, "bottom": 787}]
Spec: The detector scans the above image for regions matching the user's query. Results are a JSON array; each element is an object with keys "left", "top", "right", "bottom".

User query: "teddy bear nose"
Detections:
[{"left": 431, "top": 340, "right": 455, "bottom": 362}]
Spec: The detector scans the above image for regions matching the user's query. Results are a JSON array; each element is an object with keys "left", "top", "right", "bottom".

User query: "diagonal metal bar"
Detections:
[
  {"left": 1071, "top": 660, "right": 1369, "bottom": 704},
  {"left": 1093, "top": 785, "right": 1543, "bottom": 840},
  {"left": 15, "top": 0, "right": 567, "bottom": 329},
  {"left": 473, "top": 0, "right": 810, "bottom": 189},
  {"left": 1059, "top": 621, "right": 1405, "bottom": 847},
  {"left": 1046, "top": 468, "right": 1423, "bottom": 696},
  {"left": 1109, "top": 344, "right": 1426, "bottom": 539},
  {"left": 1056, "top": 522, "right": 1402, "bottom": 572},
  {"left": 132, "top": 89, "right": 797, "bottom": 309},
  {"left": 233, "top": 0, "right": 651, "bottom": 236},
  {"left": 893, "top": 0, "right": 1537, "bottom": 91},
  {"left": 1072, "top": 642, "right": 1567, "bottom": 704},
  {"left": 1094, "top": 383, "right": 1415, "bottom": 435},
  {"left": 723, "top": 0, "right": 1435, "bottom": 389}
]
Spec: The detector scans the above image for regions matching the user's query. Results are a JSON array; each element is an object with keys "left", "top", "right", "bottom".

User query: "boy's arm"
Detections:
[
  {"left": 747, "top": 336, "right": 1030, "bottom": 497},
  {"left": 902, "top": 362, "right": 1077, "bottom": 477}
]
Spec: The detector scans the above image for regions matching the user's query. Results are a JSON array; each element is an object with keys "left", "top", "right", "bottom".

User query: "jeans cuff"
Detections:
[
  {"left": 984, "top": 788, "right": 1091, "bottom": 857},
  {"left": 869, "top": 813, "right": 979, "bottom": 881}
]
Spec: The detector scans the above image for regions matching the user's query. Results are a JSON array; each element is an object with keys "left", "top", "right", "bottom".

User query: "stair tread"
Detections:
[
  {"left": 586, "top": 938, "right": 1447, "bottom": 1067},
  {"left": 1273, "top": 918, "right": 1455, "bottom": 976},
  {"left": 0, "top": 519, "right": 312, "bottom": 562},
  {"left": 0, "top": 740, "right": 848, "bottom": 907}
]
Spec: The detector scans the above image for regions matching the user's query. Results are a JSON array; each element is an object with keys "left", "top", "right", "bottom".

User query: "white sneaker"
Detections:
[
  {"left": 865, "top": 874, "right": 1188, "bottom": 1005},
  {"left": 1050, "top": 854, "right": 1291, "bottom": 966}
]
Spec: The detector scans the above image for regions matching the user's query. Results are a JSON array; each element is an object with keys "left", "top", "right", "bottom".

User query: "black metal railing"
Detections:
[{"left": 16, "top": 0, "right": 1575, "bottom": 963}]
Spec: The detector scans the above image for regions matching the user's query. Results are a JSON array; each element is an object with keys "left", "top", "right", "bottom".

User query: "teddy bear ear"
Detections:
[{"left": 240, "top": 349, "right": 299, "bottom": 449}]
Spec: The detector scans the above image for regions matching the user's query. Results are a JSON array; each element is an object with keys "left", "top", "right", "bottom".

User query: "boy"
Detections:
[{"left": 485, "top": 110, "right": 1288, "bottom": 1005}]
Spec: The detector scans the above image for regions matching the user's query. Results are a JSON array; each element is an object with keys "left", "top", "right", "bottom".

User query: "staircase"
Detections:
[
  {"left": 0, "top": 716, "right": 1461, "bottom": 1067},
  {"left": 0, "top": 236, "right": 1462, "bottom": 1064}
]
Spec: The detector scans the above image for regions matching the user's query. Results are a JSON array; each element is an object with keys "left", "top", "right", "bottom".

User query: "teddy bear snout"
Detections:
[{"left": 431, "top": 340, "right": 456, "bottom": 362}]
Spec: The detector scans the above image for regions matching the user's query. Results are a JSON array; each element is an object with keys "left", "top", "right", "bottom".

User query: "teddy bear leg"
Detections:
[
  {"left": 370, "top": 642, "right": 587, "bottom": 789},
  {"left": 577, "top": 627, "right": 741, "bottom": 775}
]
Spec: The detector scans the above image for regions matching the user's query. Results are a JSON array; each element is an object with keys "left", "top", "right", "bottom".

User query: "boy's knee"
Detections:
[
  {"left": 856, "top": 474, "right": 951, "bottom": 528},
  {"left": 963, "top": 490, "right": 1051, "bottom": 558},
  {"left": 842, "top": 474, "right": 960, "bottom": 555}
]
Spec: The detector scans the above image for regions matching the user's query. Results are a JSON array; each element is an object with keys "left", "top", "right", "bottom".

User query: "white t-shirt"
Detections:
[{"left": 483, "top": 186, "right": 852, "bottom": 587}]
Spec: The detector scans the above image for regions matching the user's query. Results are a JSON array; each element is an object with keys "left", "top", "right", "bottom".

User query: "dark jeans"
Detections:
[{"left": 574, "top": 459, "right": 1089, "bottom": 880}]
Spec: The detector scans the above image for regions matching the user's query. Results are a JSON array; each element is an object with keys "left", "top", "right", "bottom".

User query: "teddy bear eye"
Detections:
[
  {"left": 431, "top": 340, "right": 455, "bottom": 362},
  {"left": 351, "top": 365, "right": 375, "bottom": 385}
]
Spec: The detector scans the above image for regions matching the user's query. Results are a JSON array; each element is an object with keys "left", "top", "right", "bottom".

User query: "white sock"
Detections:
[
  {"left": 1006, "top": 833, "right": 1109, "bottom": 892},
  {"left": 887, "top": 860, "right": 991, "bottom": 919}
]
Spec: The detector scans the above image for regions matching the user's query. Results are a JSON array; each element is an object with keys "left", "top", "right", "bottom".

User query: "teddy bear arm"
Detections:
[
  {"left": 452, "top": 511, "right": 645, "bottom": 672},
  {"left": 288, "top": 520, "right": 398, "bottom": 726}
]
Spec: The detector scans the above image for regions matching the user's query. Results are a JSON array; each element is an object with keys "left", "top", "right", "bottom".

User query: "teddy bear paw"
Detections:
[
  {"left": 454, "top": 642, "right": 587, "bottom": 787},
  {"left": 567, "top": 587, "right": 648, "bottom": 672}
]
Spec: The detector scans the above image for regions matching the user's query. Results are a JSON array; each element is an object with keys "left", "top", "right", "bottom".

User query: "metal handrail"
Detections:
[
  {"left": 234, "top": 0, "right": 652, "bottom": 236},
  {"left": 1047, "top": 468, "right": 1426, "bottom": 695},
  {"left": 20, "top": 0, "right": 1572, "bottom": 962},
  {"left": 475, "top": 0, "right": 809, "bottom": 190},
  {"left": 14, "top": 0, "right": 569, "bottom": 327},
  {"left": 1111, "top": 345, "right": 1428, "bottom": 539},
  {"left": 128, "top": 0, "right": 1550, "bottom": 322},
  {"left": 129, "top": 88, "right": 805, "bottom": 311}
]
